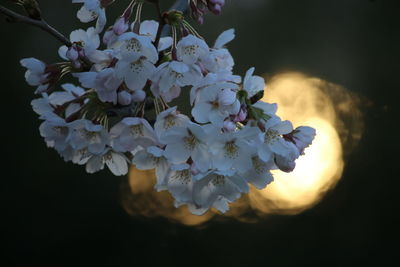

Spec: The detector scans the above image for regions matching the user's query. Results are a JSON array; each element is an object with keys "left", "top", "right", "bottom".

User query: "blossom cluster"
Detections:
[{"left": 20, "top": 0, "right": 315, "bottom": 215}]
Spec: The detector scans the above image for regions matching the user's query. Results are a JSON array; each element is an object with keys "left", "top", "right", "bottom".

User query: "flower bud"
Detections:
[
  {"left": 223, "top": 120, "right": 236, "bottom": 132},
  {"left": 66, "top": 47, "right": 79, "bottom": 62},
  {"left": 132, "top": 89, "right": 146, "bottom": 102},
  {"left": 113, "top": 17, "right": 129, "bottom": 35},
  {"left": 233, "top": 108, "right": 247, "bottom": 122},
  {"left": 103, "top": 29, "right": 115, "bottom": 45},
  {"left": 118, "top": 91, "right": 132, "bottom": 106}
]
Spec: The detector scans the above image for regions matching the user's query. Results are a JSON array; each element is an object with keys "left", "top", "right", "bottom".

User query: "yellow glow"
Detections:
[
  {"left": 122, "top": 168, "right": 214, "bottom": 226},
  {"left": 122, "top": 72, "right": 361, "bottom": 223},
  {"left": 248, "top": 73, "right": 345, "bottom": 214}
]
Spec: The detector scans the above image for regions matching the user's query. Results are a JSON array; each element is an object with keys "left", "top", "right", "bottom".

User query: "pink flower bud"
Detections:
[
  {"left": 233, "top": 108, "right": 247, "bottom": 122},
  {"left": 103, "top": 29, "right": 115, "bottom": 45},
  {"left": 113, "top": 17, "right": 129, "bottom": 35},
  {"left": 223, "top": 120, "right": 236, "bottom": 132}
]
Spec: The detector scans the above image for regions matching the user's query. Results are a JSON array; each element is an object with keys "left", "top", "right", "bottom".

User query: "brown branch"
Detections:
[{"left": 0, "top": 5, "right": 71, "bottom": 46}]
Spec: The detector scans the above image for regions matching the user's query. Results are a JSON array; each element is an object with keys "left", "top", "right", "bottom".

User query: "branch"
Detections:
[{"left": 0, "top": 5, "right": 71, "bottom": 46}]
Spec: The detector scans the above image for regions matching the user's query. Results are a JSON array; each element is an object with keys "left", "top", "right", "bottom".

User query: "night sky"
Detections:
[{"left": 0, "top": 0, "right": 398, "bottom": 266}]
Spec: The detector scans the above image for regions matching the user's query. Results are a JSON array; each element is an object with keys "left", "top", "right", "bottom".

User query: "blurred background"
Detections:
[{"left": 0, "top": 0, "right": 398, "bottom": 266}]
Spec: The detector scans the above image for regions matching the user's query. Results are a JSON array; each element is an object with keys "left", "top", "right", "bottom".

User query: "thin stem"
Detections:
[
  {"left": 134, "top": 1, "right": 143, "bottom": 23},
  {"left": 182, "top": 20, "right": 202, "bottom": 38},
  {"left": 161, "top": 0, "right": 189, "bottom": 37},
  {"left": 0, "top": 5, "right": 71, "bottom": 46},
  {"left": 153, "top": 19, "right": 165, "bottom": 50}
]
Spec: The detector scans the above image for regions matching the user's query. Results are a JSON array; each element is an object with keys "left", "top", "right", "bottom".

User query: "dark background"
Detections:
[{"left": 1, "top": 0, "right": 399, "bottom": 266}]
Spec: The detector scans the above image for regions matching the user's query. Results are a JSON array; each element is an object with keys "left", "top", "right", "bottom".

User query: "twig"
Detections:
[{"left": 0, "top": 5, "right": 71, "bottom": 46}]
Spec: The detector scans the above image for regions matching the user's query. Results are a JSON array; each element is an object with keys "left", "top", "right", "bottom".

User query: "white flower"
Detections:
[
  {"left": 257, "top": 116, "right": 295, "bottom": 162},
  {"left": 132, "top": 146, "right": 170, "bottom": 191},
  {"left": 58, "top": 27, "right": 100, "bottom": 60},
  {"left": 243, "top": 67, "right": 265, "bottom": 98},
  {"left": 191, "top": 170, "right": 249, "bottom": 215},
  {"left": 48, "top": 84, "right": 86, "bottom": 117},
  {"left": 176, "top": 34, "right": 209, "bottom": 65},
  {"left": 139, "top": 20, "right": 173, "bottom": 51},
  {"left": 201, "top": 49, "right": 234, "bottom": 73},
  {"left": 151, "top": 61, "right": 202, "bottom": 101},
  {"left": 191, "top": 81, "right": 240, "bottom": 126},
  {"left": 214, "top": 28, "right": 235, "bottom": 49},
  {"left": 39, "top": 114, "right": 70, "bottom": 152},
  {"left": 88, "top": 49, "right": 115, "bottom": 71},
  {"left": 154, "top": 106, "right": 190, "bottom": 139},
  {"left": 201, "top": 29, "right": 235, "bottom": 73},
  {"left": 73, "top": 0, "right": 107, "bottom": 33},
  {"left": 252, "top": 101, "right": 278, "bottom": 117},
  {"left": 290, "top": 126, "right": 316, "bottom": 155},
  {"left": 241, "top": 155, "right": 274, "bottom": 189},
  {"left": 110, "top": 117, "right": 157, "bottom": 152},
  {"left": 85, "top": 148, "right": 129, "bottom": 176},
  {"left": 166, "top": 163, "right": 194, "bottom": 204},
  {"left": 74, "top": 68, "right": 122, "bottom": 104},
  {"left": 20, "top": 58, "right": 49, "bottom": 94},
  {"left": 160, "top": 122, "right": 211, "bottom": 172},
  {"left": 274, "top": 141, "right": 300, "bottom": 173},
  {"left": 31, "top": 94, "right": 53, "bottom": 117},
  {"left": 208, "top": 125, "right": 260, "bottom": 172},
  {"left": 68, "top": 119, "right": 109, "bottom": 155},
  {"left": 70, "top": 147, "right": 93, "bottom": 165},
  {"left": 115, "top": 32, "right": 158, "bottom": 64},
  {"left": 114, "top": 56, "right": 155, "bottom": 91},
  {"left": 190, "top": 72, "right": 240, "bottom": 106}
]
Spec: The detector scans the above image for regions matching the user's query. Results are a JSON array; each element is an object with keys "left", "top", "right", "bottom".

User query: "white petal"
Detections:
[
  {"left": 214, "top": 29, "right": 235, "bottom": 49},
  {"left": 164, "top": 142, "right": 191, "bottom": 164},
  {"left": 77, "top": 6, "right": 96, "bottom": 23},
  {"left": 106, "top": 152, "right": 128, "bottom": 176}
]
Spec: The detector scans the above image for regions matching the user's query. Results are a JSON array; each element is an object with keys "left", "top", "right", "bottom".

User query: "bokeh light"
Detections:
[{"left": 121, "top": 72, "right": 363, "bottom": 225}]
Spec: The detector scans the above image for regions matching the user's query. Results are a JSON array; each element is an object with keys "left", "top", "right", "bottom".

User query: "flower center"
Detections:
[
  {"left": 184, "top": 132, "right": 198, "bottom": 150},
  {"left": 224, "top": 140, "right": 238, "bottom": 159},
  {"left": 126, "top": 38, "right": 141, "bottom": 52},
  {"left": 252, "top": 156, "right": 268, "bottom": 175},
  {"left": 85, "top": 131, "right": 98, "bottom": 141},
  {"left": 52, "top": 126, "right": 68, "bottom": 135},
  {"left": 170, "top": 70, "right": 184, "bottom": 79},
  {"left": 76, "top": 148, "right": 91, "bottom": 162},
  {"left": 212, "top": 175, "right": 226, "bottom": 186},
  {"left": 264, "top": 129, "right": 279, "bottom": 144},
  {"left": 130, "top": 124, "right": 144, "bottom": 137},
  {"left": 183, "top": 45, "right": 199, "bottom": 56},
  {"left": 210, "top": 100, "right": 219, "bottom": 109},
  {"left": 163, "top": 114, "right": 176, "bottom": 130},
  {"left": 90, "top": 11, "right": 98, "bottom": 20},
  {"left": 102, "top": 152, "right": 114, "bottom": 164},
  {"left": 130, "top": 59, "right": 143, "bottom": 74},
  {"left": 171, "top": 169, "right": 191, "bottom": 185}
]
